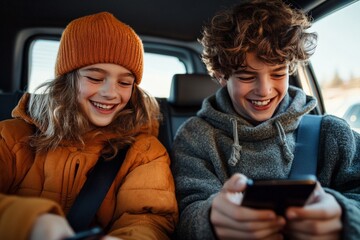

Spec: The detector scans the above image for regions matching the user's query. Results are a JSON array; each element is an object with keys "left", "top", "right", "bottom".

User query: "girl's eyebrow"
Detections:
[
  {"left": 80, "top": 67, "right": 107, "bottom": 74},
  {"left": 80, "top": 67, "right": 134, "bottom": 78}
]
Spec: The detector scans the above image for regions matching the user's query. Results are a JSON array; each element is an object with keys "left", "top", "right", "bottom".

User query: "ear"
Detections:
[{"left": 214, "top": 73, "right": 227, "bottom": 87}]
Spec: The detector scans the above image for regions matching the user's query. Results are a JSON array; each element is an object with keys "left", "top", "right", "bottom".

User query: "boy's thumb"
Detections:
[{"left": 223, "top": 173, "right": 248, "bottom": 192}]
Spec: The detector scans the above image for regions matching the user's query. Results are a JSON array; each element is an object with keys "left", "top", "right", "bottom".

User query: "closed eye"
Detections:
[
  {"left": 118, "top": 74, "right": 135, "bottom": 87},
  {"left": 240, "top": 76, "right": 255, "bottom": 80},
  {"left": 237, "top": 75, "right": 256, "bottom": 82},
  {"left": 85, "top": 76, "right": 103, "bottom": 82},
  {"left": 119, "top": 81, "right": 133, "bottom": 86},
  {"left": 271, "top": 73, "right": 287, "bottom": 79}
]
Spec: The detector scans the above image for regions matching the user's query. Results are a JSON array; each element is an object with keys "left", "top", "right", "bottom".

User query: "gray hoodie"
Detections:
[{"left": 171, "top": 86, "right": 360, "bottom": 239}]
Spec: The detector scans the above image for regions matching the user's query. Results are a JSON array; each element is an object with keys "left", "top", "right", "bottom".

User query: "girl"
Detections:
[{"left": 0, "top": 12, "right": 178, "bottom": 240}]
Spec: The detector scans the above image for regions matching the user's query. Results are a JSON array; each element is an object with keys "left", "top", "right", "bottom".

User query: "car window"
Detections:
[
  {"left": 310, "top": 1, "right": 360, "bottom": 132},
  {"left": 28, "top": 39, "right": 186, "bottom": 98}
]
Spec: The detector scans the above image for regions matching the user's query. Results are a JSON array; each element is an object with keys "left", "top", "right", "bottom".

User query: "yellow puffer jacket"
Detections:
[{"left": 0, "top": 94, "right": 178, "bottom": 240}]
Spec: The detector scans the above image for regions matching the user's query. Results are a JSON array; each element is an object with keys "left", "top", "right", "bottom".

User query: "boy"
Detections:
[{"left": 171, "top": 0, "right": 360, "bottom": 239}]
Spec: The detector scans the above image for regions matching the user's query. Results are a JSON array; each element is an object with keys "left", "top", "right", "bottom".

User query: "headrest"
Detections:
[{"left": 168, "top": 73, "right": 220, "bottom": 107}]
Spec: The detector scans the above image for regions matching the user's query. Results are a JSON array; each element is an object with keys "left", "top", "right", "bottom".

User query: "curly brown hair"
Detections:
[
  {"left": 199, "top": 0, "right": 317, "bottom": 79},
  {"left": 28, "top": 71, "right": 160, "bottom": 156}
]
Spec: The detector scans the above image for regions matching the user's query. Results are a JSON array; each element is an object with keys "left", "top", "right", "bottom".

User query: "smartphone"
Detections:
[
  {"left": 241, "top": 175, "right": 317, "bottom": 215},
  {"left": 64, "top": 227, "right": 104, "bottom": 240}
]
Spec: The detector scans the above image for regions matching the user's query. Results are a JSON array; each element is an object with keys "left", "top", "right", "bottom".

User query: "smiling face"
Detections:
[
  {"left": 77, "top": 63, "right": 134, "bottom": 128},
  {"left": 219, "top": 52, "right": 289, "bottom": 124}
]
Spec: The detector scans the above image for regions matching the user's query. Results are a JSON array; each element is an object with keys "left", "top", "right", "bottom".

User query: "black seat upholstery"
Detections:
[
  {"left": 0, "top": 91, "right": 23, "bottom": 121},
  {"left": 157, "top": 73, "right": 220, "bottom": 152}
]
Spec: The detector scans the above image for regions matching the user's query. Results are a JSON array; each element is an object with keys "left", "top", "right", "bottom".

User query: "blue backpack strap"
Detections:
[{"left": 289, "top": 114, "right": 322, "bottom": 178}]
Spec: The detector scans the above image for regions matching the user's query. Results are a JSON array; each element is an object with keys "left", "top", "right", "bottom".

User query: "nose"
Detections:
[
  {"left": 255, "top": 76, "right": 272, "bottom": 97},
  {"left": 99, "top": 77, "right": 117, "bottom": 98}
]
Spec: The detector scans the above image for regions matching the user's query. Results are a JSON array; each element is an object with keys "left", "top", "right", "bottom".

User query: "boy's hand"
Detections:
[
  {"left": 284, "top": 182, "right": 342, "bottom": 240},
  {"left": 210, "top": 173, "right": 286, "bottom": 240}
]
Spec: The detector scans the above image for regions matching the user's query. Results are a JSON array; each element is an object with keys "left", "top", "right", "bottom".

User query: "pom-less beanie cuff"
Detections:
[{"left": 55, "top": 12, "right": 143, "bottom": 84}]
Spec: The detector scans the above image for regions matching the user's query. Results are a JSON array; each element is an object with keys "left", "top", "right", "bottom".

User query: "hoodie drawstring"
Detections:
[
  {"left": 274, "top": 120, "right": 294, "bottom": 162},
  {"left": 227, "top": 119, "right": 293, "bottom": 166},
  {"left": 228, "top": 118, "right": 242, "bottom": 166}
]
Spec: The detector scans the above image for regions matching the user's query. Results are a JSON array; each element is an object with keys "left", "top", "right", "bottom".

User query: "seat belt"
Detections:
[
  {"left": 289, "top": 114, "right": 322, "bottom": 178},
  {"left": 157, "top": 97, "right": 173, "bottom": 153},
  {"left": 67, "top": 146, "right": 129, "bottom": 232}
]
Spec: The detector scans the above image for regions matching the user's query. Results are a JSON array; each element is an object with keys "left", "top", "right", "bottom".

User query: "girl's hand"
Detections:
[
  {"left": 31, "top": 213, "right": 124, "bottom": 240},
  {"left": 210, "top": 173, "right": 286, "bottom": 240},
  {"left": 284, "top": 182, "right": 342, "bottom": 240},
  {"left": 30, "top": 213, "right": 74, "bottom": 240}
]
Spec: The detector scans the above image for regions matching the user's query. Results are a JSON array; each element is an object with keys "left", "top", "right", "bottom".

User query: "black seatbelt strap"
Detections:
[
  {"left": 289, "top": 114, "right": 322, "bottom": 178},
  {"left": 157, "top": 97, "right": 173, "bottom": 153},
  {"left": 67, "top": 146, "right": 129, "bottom": 232}
]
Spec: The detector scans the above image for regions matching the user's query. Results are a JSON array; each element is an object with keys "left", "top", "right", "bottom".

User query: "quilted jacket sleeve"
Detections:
[
  {"left": 0, "top": 119, "right": 66, "bottom": 240},
  {"left": 0, "top": 194, "right": 65, "bottom": 240}
]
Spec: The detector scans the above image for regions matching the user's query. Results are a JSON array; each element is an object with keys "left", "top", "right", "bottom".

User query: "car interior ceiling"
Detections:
[{"left": 0, "top": 0, "right": 355, "bottom": 93}]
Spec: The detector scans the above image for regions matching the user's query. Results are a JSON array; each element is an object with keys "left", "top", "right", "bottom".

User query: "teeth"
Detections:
[
  {"left": 92, "top": 101, "right": 114, "bottom": 109},
  {"left": 251, "top": 99, "right": 270, "bottom": 106}
]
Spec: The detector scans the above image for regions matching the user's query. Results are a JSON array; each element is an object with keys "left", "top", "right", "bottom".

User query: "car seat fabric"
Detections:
[
  {"left": 157, "top": 74, "right": 220, "bottom": 152},
  {"left": 0, "top": 91, "right": 23, "bottom": 121}
]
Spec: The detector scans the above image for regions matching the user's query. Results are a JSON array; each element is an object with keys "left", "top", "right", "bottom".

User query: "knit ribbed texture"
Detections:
[{"left": 55, "top": 12, "right": 143, "bottom": 84}]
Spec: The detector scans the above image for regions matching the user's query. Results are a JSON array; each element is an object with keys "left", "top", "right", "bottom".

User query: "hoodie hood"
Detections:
[
  {"left": 198, "top": 86, "right": 317, "bottom": 166},
  {"left": 198, "top": 85, "right": 317, "bottom": 140}
]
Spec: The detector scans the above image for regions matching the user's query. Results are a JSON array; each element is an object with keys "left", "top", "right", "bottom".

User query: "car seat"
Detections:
[{"left": 157, "top": 73, "right": 220, "bottom": 152}]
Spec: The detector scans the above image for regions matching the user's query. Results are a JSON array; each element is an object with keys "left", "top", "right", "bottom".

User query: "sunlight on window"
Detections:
[
  {"left": 28, "top": 40, "right": 59, "bottom": 93},
  {"left": 310, "top": 1, "right": 360, "bottom": 132},
  {"left": 141, "top": 53, "right": 186, "bottom": 98}
]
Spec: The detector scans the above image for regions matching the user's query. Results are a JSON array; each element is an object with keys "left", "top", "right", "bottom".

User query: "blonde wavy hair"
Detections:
[
  {"left": 199, "top": 0, "right": 318, "bottom": 79},
  {"left": 28, "top": 70, "right": 160, "bottom": 156}
]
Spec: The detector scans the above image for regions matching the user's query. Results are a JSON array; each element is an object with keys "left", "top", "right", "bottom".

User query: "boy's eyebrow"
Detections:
[
  {"left": 234, "top": 65, "right": 288, "bottom": 74},
  {"left": 271, "top": 65, "right": 288, "bottom": 72},
  {"left": 233, "top": 69, "right": 256, "bottom": 75}
]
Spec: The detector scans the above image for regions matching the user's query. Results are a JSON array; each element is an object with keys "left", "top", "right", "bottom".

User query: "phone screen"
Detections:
[
  {"left": 241, "top": 175, "right": 317, "bottom": 215},
  {"left": 64, "top": 227, "right": 103, "bottom": 240}
]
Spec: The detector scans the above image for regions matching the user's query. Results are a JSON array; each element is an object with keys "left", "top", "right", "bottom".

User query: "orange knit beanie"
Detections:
[{"left": 55, "top": 12, "right": 143, "bottom": 84}]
